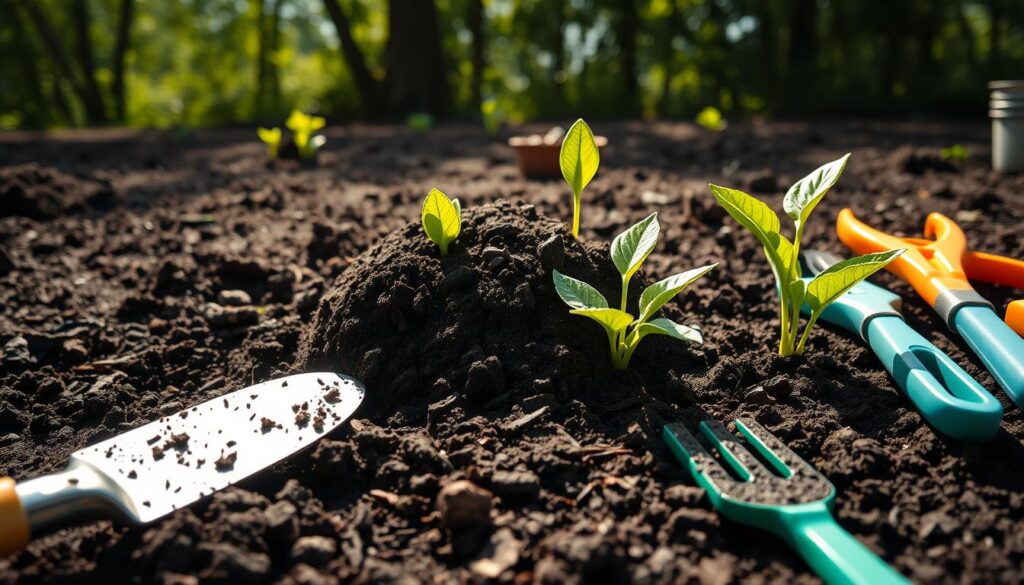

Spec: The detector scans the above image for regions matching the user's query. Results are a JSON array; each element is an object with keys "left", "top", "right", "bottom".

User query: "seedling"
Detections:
[
  {"left": 696, "top": 107, "right": 726, "bottom": 132},
  {"left": 408, "top": 112, "right": 434, "bottom": 132},
  {"left": 421, "top": 188, "right": 462, "bottom": 256},
  {"left": 709, "top": 154, "right": 905, "bottom": 356},
  {"left": 940, "top": 144, "right": 968, "bottom": 162},
  {"left": 285, "top": 110, "right": 326, "bottom": 160},
  {"left": 553, "top": 213, "right": 716, "bottom": 369},
  {"left": 257, "top": 127, "right": 281, "bottom": 158},
  {"left": 559, "top": 118, "right": 600, "bottom": 239}
]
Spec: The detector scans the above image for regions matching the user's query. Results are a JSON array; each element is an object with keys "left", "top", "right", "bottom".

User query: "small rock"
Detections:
[
  {"left": 436, "top": 480, "right": 493, "bottom": 529},
  {"left": 744, "top": 386, "right": 773, "bottom": 405},
  {"left": 218, "top": 289, "right": 252, "bottom": 306},
  {"left": 489, "top": 470, "right": 540, "bottom": 498},
  {"left": 200, "top": 542, "right": 271, "bottom": 584},
  {"left": 290, "top": 536, "right": 337, "bottom": 568},
  {"left": 203, "top": 303, "right": 259, "bottom": 329},
  {"left": 61, "top": 338, "right": 89, "bottom": 363},
  {"left": 263, "top": 500, "right": 299, "bottom": 545},
  {"left": 538, "top": 234, "right": 564, "bottom": 270},
  {"left": 465, "top": 356, "right": 504, "bottom": 403},
  {"left": 2, "top": 336, "right": 35, "bottom": 369},
  {"left": 641, "top": 191, "right": 677, "bottom": 205}
]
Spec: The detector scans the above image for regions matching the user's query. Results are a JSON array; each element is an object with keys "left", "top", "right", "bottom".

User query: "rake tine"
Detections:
[
  {"left": 698, "top": 419, "right": 768, "bottom": 482},
  {"left": 733, "top": 418, "right": 807, "bottom": 478},
  {"left": 662, "top": 423, "right": 738, "bottom": 499}
]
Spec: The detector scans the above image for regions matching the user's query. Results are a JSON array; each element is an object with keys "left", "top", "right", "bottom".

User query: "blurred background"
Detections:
[{"left": 1, "top": 0, "right": 1023, "bottom": 130}]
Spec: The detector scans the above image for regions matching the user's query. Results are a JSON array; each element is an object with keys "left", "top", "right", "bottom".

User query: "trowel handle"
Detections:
[
  {"left": 0, "top": 478, "right": 29, "bottom": 556},
  {"left": 865, "top": 316, "right": 1002, "bottom": 441},
  {"left": 954, "top": 306, "right": 1024, "bottom": 408}
]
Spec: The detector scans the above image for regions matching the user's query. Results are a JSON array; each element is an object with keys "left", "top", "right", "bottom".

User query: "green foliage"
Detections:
[
  {"left": 553, "top": 214, "right": 716, "bottom": 369},
  {"left": 695, "top": 107, "right": 726, "bottom": 131},
  {"left": 481, "top": 98, "right": 505, "bottom": 136},
  {"left": 940, "top": 144, "right": 969, "bottom": 162},
  {"left": 421, "top": 188, "right": 462, "bottom": 256},
  {"left": 257, "top": 127, "right": 281, "bottom": 158},
  {"left": 286, "top": 110, "right": 326, "bottom": 159},
  {"left": 408, "top": 112, "right": 434, "bottom": 132},
  {"left": 559, "top": 118, "right": 600, "bottom": 239},
  {"left": 710, "top": 155, "right": 905, "bottom": 356}
]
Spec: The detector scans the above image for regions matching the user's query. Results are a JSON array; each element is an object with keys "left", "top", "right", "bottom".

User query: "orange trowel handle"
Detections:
[{"left": 836, "top": 209, "right": 972, "bottom": 308}]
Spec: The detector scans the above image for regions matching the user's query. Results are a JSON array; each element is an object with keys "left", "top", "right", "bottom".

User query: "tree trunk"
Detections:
[
  {"left": 322, "top": 0, "right": 381, "bottom": 116},
  {"left": 5, "top": 0, "right": 51, "bottom": 126},
  {"left": 988, "top": 0, "right": 1002, "bottom": 73},
  {"left": 254, "top": 0, "right": 267, "bottom": 118},
  {"left": 787, "top": 0, "right": 817, "bottom": 95},
  {"left": 267, "top": 0, "right": 285, "bottom": 113},
  {"left": 385, "top": 0, "right": 450, "bottom": 116},
  {"left": 111, "top": 0, "right": 134, "bottom": 122},
  {"left": 72, "top": 0, "right": 107, "bottom": 124},
  {"left": 656, "top": 0, "right": 678, "bottom": 117},
  {"left": 17, "top": 0, "right": 91, "bottom": 123},
  {"left": 617, "top": 0, "right": 638, "bottom": 113},
  {"left": 468, "top": 0, "right": 484, "bottom": 110}
]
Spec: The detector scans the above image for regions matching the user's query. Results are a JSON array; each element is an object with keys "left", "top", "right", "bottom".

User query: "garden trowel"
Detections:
[{"left": 0, "top": 372, "right": 364, "bottom": 555}]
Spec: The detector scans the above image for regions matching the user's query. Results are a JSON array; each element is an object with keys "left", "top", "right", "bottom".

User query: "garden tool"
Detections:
[
  {"left": 800, "top": 249, "right": 1002, "bottom": 441},
  {"left": 0, "top": 372, "right": 364, "bottom": 556},
  {"left": 663, "top": 419, "right": 910, "bottom": 585},
  {"left": 838, "top": 209, "right": 1024, "bottom": 408}
]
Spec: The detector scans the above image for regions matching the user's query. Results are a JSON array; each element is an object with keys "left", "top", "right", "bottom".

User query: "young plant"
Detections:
[
  {"left": 559, "top": 118, "right": 600, "bottom": 239},
  {"left": 285, "top": 110, "right": 326, "bottom": 160},
  {"left": 709, "top": 154, "right": 905, "bottom": 356},
  {"left": 696, "top": 106, "right": 726, "bottom": 132},
  {"left": 940, "top": 144, "right": 968, "bottom": 162},
  {"left": 553, "top": 213, "right": 717, "bottom": 369},
  {"left": 421, "top": 188, "right": 462, "bottom": 256},
  {"left": 408, "top": 112, "right": 434, "bottom": 132},
  {"left": 257, "top": 127, "right": 281, "bottom": 158}
]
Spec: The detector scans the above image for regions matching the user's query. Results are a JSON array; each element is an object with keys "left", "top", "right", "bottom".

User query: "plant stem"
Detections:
[
  {"left": 620, "top": 277, "right": 629, "bottom": 312},
  {"left": 795, "top": 311, "right": 821, "bottom": 354},
  {"left": 571, "top": 192, "right": 581, "bottom": 238}
]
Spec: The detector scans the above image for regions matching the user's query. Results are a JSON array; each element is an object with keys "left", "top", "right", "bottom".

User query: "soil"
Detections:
[{"left": 1, "top": 120, "right": 1023, "bottom": 584}]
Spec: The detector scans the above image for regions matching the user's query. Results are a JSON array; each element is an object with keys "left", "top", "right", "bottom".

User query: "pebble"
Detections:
[
  {"left": 202, "top": 303, "right": 259, "bottom": 328},
  {"left": 200, "top": 542, "right": 270, "bottom": 583},
  {"left": 263, "top": 500, "right": 299, "bottom": 544},
  {"left": 217, "top": 289, "right": 252, "bottom": 306},
  {"left": 436, "top": 480, "right": 493, "bottom": 529},
  {"left": 538, "top": 234, "right": 565, "bottom": 270},
  {"left": 2, "top": 336, "right": 34, "bottom": 368},
  {"left": 744, "top": 386, "right": 773, "bottom": 405}
]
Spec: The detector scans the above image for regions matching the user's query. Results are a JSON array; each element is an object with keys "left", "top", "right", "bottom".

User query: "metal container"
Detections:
[{"left": 990, "top": 80, "right": 1024, "bottom": 172}]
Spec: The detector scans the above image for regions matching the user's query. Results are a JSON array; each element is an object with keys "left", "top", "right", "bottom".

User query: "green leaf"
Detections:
[
  {"left": 257, "top": 127, "right": 281, "bottom": 157},
  {"left": 637, "top": 263, "right": 718, "bottom": 323},
  {"left": 783, "top": 154, "right": 850, "bottom": 222},
  {"left": 570, "top": 308, "right": 634, "bottom": 336},
  {"left": 559, "top": 118, "right": 600, "bottom": 196},
  {"left": 695, "top": 106, "right": 726, "bottom": 132},
  {"left": 636, "top": 318, "right": 703, "bottom": 345},
  {"left": 421, "top": 188, "right": 461, "bottom": 255},
  {"left": 806, "top": 249, "right": 905, "bottom": 312},
  {"left": 552, "top": 270, "right": 609, "bottom": 310},
  {"left": 611, "top": 213, "right": 660, "bottom": 280},
  {"left": 709, "top": 184, "right": 793, "bottom": 280},
  {"left": 452, "top": 198, "right": 462, "bottom": 218}
]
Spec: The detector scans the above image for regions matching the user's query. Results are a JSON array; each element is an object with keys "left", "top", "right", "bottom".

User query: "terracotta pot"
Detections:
[{"left": 508, "top": 135, "right": 608, "bottom": 178}]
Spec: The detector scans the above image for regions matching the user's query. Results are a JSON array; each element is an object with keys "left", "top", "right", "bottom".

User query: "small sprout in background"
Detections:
[
  {"left": 940, "top": 144, "right": 968, "bottom": 162},
  {"left": 481, "top": 98, "right": 505, "bottom": 136},
  {"left": 421, "top": 188, "right": 462, "bottom": 256},
  {"left": 559, "top": 118, "right": 600, "bottom": 239},
  {"left": 258, "top": 127, "right": 282, "bottom": 158},
  {"left": 408, "top": 112, "right": 434, "bottom": 132},
  {"left": 710, "top": 154, "right": 905, "bottom": 356},
  {"left": 285, "top": 110, "right": 326, "bottom": 160},
  {"left": 696, "top": 106, "right": 727, "bottom": 132},
  {"left": 553, "top": 212, "right": 717, "bottom": 369}
]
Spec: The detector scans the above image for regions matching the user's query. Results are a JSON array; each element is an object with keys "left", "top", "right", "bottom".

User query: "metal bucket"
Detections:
[{"left": 990, "top": 80, "right": 1024, "bottom": 172}]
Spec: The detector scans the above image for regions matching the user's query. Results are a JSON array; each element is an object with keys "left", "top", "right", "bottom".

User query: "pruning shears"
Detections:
[
  {"left": 837, "top": 209, "right": 1024, "bottom": 408},
  {"left": 801, "top": 250, "right": 1002, "bottom": 441}
]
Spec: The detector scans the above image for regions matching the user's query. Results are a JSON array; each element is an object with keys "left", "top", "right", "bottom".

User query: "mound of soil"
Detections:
[
  {"left": 299, "top": 201, "right": 702, "bottom": 426},
  {"left": 0, "top": 164, "right": 117, "bottom": 220}
]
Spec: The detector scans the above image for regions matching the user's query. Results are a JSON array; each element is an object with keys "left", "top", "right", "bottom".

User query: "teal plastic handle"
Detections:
[
  {"left": 954, "top": 305, "right": 1024, "bottom": 408},
  {"left": 865, "top": 315, "right": 1002, "bottom": 441},
  {"left": 780, "top": 505, "right": 910, "bottom": 585}
]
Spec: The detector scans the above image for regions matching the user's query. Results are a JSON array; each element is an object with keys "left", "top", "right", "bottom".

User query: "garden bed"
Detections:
[{"left": 1, "top": 120, "right": 1023, "bottom": 584}]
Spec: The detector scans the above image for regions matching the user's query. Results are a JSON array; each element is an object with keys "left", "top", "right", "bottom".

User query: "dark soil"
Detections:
[{"left": 1, "top": 120, "right": 1023, "bottom": 584}]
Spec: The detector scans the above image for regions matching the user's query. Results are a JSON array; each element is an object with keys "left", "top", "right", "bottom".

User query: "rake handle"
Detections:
[{"left": 783, "top": 508, "right": 909, "bottom": 585}]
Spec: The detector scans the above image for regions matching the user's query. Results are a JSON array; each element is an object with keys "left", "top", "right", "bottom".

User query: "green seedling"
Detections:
[
  {"left": 696, "top": 106, "right": 726, "bottom": 132},
  {"left": 710, "top": 154, "right": 905, "bottom": 356},
  {"left": 408, "top": 112, "right": 434, "bottom": 132},
  {"left": 285, "top": 110, "right": 326, "bottom": 160},
  {"left": 559, "top": 118, "right": 600, "bottom": 239},
  {"left": 257, "top": 127, "right": 281, "bottom": 158},
  {"left": 940, "top": 144, "right": 968, "bottom": 162},
  {"left": 421, "top": 188, "right": 462, "bottom": 256},
  {"left": 553, "top": 213, "right": 717, "bottom": 369}
]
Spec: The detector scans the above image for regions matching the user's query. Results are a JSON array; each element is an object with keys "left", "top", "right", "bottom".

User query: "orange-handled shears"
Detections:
[{"left": 837, "top": 209, "right": 1024, "bottom": 408}]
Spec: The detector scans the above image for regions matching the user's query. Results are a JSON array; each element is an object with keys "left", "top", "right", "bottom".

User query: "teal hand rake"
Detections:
[{"left": 663, "top": 419, "right": 909, "bottom": 585}]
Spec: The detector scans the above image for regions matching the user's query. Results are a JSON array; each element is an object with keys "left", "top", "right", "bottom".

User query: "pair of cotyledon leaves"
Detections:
[{"left": 421, "top": 188, "right": 462, "bottom": 256}]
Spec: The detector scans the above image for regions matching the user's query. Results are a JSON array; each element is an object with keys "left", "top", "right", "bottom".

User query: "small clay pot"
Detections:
[{"left": 508, "top": 135, "right": 608, "bottom": 179}]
